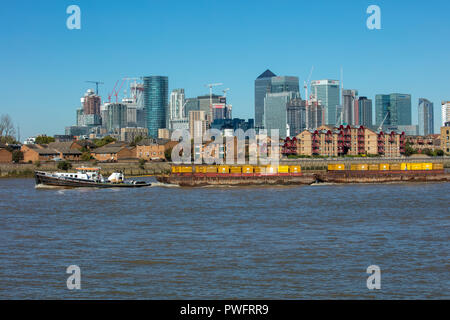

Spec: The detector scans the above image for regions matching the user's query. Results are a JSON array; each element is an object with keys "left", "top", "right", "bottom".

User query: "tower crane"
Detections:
[
  {"left": 205, "top": 83, "right": 223, "bottom": 122},
  {"left": 107, "top": 80, "right": 119, "bottom": 103},
  {"left": 113, "top": 78, "right": 127, "bottom": 103},
  {"left": 303, "top": 66, "right": 314, "bottom": 105},
  {"left": 378, "top": 111, "right": 390, "bottom": 132},
  {"left": 86, "top": 81, "right": 104, "bottom": 95}
]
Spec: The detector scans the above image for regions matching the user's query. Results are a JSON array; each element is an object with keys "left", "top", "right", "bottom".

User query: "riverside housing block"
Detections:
[{"left": 294, "top": 125, "right": 406, "bottom": 157}]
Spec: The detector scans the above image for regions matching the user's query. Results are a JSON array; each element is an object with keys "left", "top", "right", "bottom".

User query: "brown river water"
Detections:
[{"left": 0, "top": 177, "right": 448, "bottom": 299}]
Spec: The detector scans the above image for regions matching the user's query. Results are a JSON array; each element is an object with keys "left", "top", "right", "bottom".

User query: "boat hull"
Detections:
[{"left": 35, "top": 171, "right": 151, "bottom": 188}]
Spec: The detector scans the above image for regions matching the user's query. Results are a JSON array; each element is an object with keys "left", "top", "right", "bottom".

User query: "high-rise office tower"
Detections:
[
  {"left": 76, "top": 108, "right": 84, "bottom": 126},
  {"left": 143, "top": 76, "right": 168, "bottom": 138},
  {"left": 254, "top": 69, "right": 277, "bottom": 128},
  {"left": 189, "top": 110, "right": 207, "bottom": 139},
  {"left": 270, "top": 76, "right": 300, "bottom": 94},
  {"left": 82, "top": 89, "right": 101, "bottom": 115},
  {"left": 310, "top": 80, "right": 340, "bottom": 126},
  {"left": 342, "top": 89, "right": 358, "bottom": 125},
  {"left": 306, "top": 99, "right": 324, "bottom": 130},
  {"left": 264, "top": 91, "right": 299, "bottom": 138},
  {"left": 442, "top": 101, "right": 450, "bottom": 126},
  {"left": 418, "top": 98, "right": 434, "bottom": 135},
  {"left": 287, "top": 98, "right": 306, "bottom": 137},
  {"left": 358, "top": 97, "right": 373, "bottom": 128},
  {"left": 375, "top": 93, "right": 411, "bottom": 127},
  {"left": 169, "top": 89, "right": 185, "bottom": 121},
  {"left": 104, "top": 103, "right": 128, "bottom": 133}
]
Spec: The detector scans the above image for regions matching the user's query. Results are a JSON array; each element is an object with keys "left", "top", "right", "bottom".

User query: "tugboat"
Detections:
[{"left": 34, "top": 167, "right": 151, "bottom": 188}]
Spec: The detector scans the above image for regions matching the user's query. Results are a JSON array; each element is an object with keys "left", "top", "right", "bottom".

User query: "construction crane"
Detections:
[
  {"left": 107, "top": 80, "right": 119, "bottom": 103},
  {"left": 122, "top": 77, "right": 141, "bottom": 101},
  {"left": 86, "top": 81, "right": 104, "bottom": 95},
  {"left": 303, "top": 66, "right": 314, "bottom": 104},
  {"left": 378, "top": 111, "right": 390, "bottom": 132},
  {"left": 222, "top": 88, "right": 230, "bottom": 98},
  {"left": 205, "top": 83, "right": 223, "bottom": 123}
]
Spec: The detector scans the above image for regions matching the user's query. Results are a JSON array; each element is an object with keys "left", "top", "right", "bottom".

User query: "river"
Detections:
[{"left": 0, "top": 178, "right": 448, "bottom": 299}]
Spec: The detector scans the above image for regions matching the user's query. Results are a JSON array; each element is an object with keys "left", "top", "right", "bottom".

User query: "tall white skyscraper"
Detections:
[
  {"left": 169, "top": 89, "right": 188, "bottom": 131},
  {"left": 169, "top": 89, "right": 185, "bottom": 121},
  {"left": 442, "top": 101, "right": 450, "bottom": 126}
]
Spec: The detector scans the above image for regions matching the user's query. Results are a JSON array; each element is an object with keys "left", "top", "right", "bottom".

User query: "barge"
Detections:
[
  {"left": 35, "top": 167, "right": 151, "bottom": 188},
  {"left": 157, "top": 163, "right": 449, "bottom": 186}
]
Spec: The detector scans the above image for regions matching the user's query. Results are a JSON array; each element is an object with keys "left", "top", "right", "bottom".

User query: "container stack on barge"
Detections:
[
  {"left": 157, "top": 165, "right": 316, "bottom": 186},
  {"left": 318, "top": 162, "right": 449, "bottom": 184},
  {"left": 157, "top": 162, "right": 449, "bottom": 186}
]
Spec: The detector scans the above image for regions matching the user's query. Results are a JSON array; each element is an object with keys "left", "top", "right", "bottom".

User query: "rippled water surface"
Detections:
[{"left": 0, "top": 178, "right": 448, "bottom": 299}]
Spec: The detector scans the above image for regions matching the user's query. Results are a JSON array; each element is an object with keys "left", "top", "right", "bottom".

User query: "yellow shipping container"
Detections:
[
  {"left": 171, "top": 166, "right": 180, "bottom": 173},
  {"left": 368, "top": 164, "right": 379, "bottom": 171},
  {"left": 379, "top": 164, "right": 390, "bottom": 171},
  {"left": 254, "top": 166, "right": 267, "bottom": 173},
  {"left": 289, "top": 165, "right": 301, "bottom": 173},
  {"left": 401, "top": 163, "right": 412, "bottom": 171},
  {"left": 195, "top": 166, "right": 206, "bottom": 173},
  {"left": 390, "top": 163, "right": 401, "bottom": 171},
  {"left": 230, "top": 166, "right": 242, "bottom": 174},
  {"left": 218, "top": 165, "right": 230, "bottom": 173},
  {"left": 180, "top": 166, "right": 193, "bottom": 173},
  {"left": 422, "top": 163, "right": 433, "bottom": 170},
  {"left": 351, "top": 164, "right": 368, "bottom": 171},
  {"left": 242, "top": 165, "right": 253, "bottom": 173},
  {"left": 433, "top": 163, "right": 444, "bottom": 170},
  {"left": 410, "top": 163, "right": 423, "bottom": 171},
  {"left": 266, "top": 165, "right": 278, "bottom": 174},
  {"left": 278, "top": 166, "right": 289, "bottom": 173},
  {"left": 205, "top": 166, "right": 217, "bottom": 173}
]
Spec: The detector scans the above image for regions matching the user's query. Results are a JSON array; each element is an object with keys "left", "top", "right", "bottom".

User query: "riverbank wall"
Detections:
[
  {"left": 0, "top": 162, "right": 171, "bottom": 178},
  {"left": 1, "top": 156, "right": 449, "bottom": 178}
]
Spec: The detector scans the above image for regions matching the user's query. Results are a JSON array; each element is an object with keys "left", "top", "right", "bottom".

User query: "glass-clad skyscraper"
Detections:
[
  {"left": 418, "top": 98, "right": 434, "bottom": 135},
  {"left": 310, "top": 80, "right": 340, "bottom": 126},
  {"left": 358, "top": 97, "right": 373, "bottom": 128},
  {"left": 254, "top": 69, "right": 277, "bottom": 129},
  {"left": 264, "top": 91, "right": 299, "bottom": 138},
  {"left": 375, "top": 93, "right": 411, "bottom": 127},
  {"left": 270, "top": 76, "right": 300, "bottom": 94},
  {"left": 143, "top": 76, "right": 168, "bottom": 138}
]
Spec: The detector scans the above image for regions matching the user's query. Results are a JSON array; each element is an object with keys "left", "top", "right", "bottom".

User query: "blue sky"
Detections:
[{"left": 0, "top": 0, "right": 449, "bottom": 139}]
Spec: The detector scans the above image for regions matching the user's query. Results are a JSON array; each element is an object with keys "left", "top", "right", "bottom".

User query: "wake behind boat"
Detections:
[{"left": 34, "top": 167, "right": 151, "bottom": 188}]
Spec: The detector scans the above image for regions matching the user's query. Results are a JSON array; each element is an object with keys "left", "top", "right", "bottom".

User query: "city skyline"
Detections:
[{"left": 1, "top": 0, "right": 449, "bottom": 138}]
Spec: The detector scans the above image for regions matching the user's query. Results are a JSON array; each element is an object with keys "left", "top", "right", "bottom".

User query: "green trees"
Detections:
[
  {"left": 404, "top": 142, "right": 416, "bottom": 157},
  {"left": 93, "top": 136, "right": 116, "bottom": 148},
  {"left": 164, "top": 148, "right": 172, "bottom": 162},
  {"left": 139, "top": 158, "right": 146, "bottom": 169},
  {"left": 57, "top": 161, "right": 72, "bottom": 171},
  {"left": 129, "top": 135, "right": 145, "bottom": 147},
  {"left": 81, "top": 152, "right": 93, "bottom": 161},
  {"left": 12, "top": 150, "right": 24, "bottom": 163},
  {"left": 35, "top": 135, "right": 55, "bottom": 144}
]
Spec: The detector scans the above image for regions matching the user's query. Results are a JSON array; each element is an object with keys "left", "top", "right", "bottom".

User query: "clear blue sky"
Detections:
[{"left": 1, "top": 0, "right": 449, "bottom": 139}]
